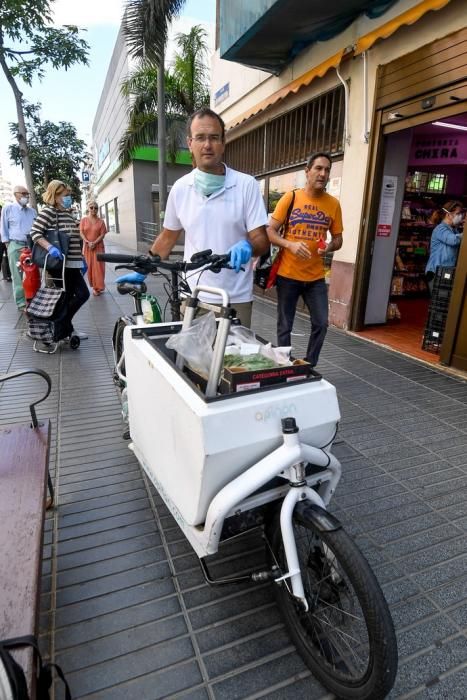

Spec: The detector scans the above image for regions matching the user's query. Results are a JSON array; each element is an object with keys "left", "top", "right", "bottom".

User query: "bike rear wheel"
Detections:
[
  {"left": 266, "top": 505, "right": 397, "bottom": 699},
  {"left": 112, "top": 318, "right": 127, "bottom": 387}
]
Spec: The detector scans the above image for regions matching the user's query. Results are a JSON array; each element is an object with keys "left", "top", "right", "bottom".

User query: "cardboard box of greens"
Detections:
[{"left": 220, "top": 359, "right": 319, "bottom": 394}]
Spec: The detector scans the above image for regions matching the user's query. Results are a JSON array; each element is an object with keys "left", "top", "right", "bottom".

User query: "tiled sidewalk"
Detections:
[{"left": 0, "top": 240, "right": 466, "bottom": 699}]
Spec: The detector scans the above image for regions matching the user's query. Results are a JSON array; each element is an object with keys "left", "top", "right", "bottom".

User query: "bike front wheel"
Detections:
[{"left": 266, "top": 505, "right": 397, "bottom": 699}]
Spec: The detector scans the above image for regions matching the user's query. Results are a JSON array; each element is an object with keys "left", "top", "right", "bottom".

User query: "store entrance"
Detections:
[{"left": 359, "top": 114, "right": 467, "bottom": 365}]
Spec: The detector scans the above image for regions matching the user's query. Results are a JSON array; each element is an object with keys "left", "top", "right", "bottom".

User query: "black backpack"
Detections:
[{"left": 0, "top": 636, "right": 71, "bottom": 700}]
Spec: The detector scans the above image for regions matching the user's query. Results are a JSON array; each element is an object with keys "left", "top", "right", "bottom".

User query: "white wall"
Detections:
[
  {"left": 364, "top": 130, "right": 412, "bottom": 324},
  {"left": 97, "top": 164, "right": 136, "bottom": 250}
]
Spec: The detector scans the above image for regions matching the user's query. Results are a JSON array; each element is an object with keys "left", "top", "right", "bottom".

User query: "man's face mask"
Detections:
[{"left": 193, "top": 169, "right": 225, "bottom": 197}]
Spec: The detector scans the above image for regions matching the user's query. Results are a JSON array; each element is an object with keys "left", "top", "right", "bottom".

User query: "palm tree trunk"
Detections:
[
  {"left": 157, "top": 52, "right": 167, "bottom": 229},
  {"left": 0, "top": 49, "right": 37, "bottom": 209}
]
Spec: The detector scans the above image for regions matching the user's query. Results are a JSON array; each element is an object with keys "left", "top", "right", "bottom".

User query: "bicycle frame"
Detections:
[
  {"left": 112, "top": 274, "right": 176, "bottom": 387},
  {"left": 131, "top": 426, "right": 341, "bottom": 609}
]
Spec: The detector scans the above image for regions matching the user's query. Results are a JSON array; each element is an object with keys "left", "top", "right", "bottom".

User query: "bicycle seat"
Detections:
[{"left": 117, "top": 282, "right": 147, "bottom": 295}]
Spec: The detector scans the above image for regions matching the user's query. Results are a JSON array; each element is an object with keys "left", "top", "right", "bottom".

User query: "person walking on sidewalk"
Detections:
[
  {"left": 267, "top": 152, "right": 343, "bottom": 367},
  {"left": 119, "top": 108, "right": 269, "bottom": 328},
  {"left": 0, "top": 186, "right": 37, "bottom": 310},
  {"left": 80, "top": 201, "right": 107, "bottom": 295},
  {"left": 30, "top": 180, "right": 90, "bottom": 338}
]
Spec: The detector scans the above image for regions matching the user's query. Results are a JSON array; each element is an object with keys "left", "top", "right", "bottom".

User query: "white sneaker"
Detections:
[{"left": 75, "top": 330, "right": 88, "bottom": 339}]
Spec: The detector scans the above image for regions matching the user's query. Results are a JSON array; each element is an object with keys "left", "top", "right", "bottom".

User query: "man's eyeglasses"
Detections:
[
  {"left": 16, "top": 192, "right": 29, "bottom": 196},
  {"left": 190, "top": 134, "right": 222, "bottom": 144}
]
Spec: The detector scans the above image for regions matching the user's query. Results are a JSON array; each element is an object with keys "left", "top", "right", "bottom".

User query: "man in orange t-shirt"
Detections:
[{"left": 267, "top": 152, "right": 343, "bottom": 367}]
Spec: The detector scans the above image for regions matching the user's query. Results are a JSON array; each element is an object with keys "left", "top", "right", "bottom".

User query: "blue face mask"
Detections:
[
  {"left": 193, "top": 169, "right": 225, "bottom": 197},
  {"left": 61, "top": 195, "right": 73, "bottom": 209}
]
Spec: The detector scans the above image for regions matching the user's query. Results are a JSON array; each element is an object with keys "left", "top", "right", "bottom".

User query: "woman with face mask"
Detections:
[
  {"left": 80, "top": 201, "right": 107, "bottom": 295},
  {"left": 29, "top": 180, "right": 90, "bottom": 347},
  {"left": 425, "top": 200, "right": 464, "bottom": 294}
]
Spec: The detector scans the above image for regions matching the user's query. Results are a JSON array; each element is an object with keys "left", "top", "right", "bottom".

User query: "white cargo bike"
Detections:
[{"left": 101, "top": 251, "right": 397, "bottom": 700}]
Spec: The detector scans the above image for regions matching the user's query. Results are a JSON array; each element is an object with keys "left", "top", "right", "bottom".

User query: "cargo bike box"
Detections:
[{"left": 124, "top": 322, "right": 340, "bottom": 528}]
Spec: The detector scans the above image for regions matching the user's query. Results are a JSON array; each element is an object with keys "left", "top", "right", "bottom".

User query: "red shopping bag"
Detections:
[{"left": 266, "top": 250, "right": 282, "bottom": 289}]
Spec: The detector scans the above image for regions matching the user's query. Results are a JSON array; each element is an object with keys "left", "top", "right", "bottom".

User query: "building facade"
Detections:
[{"left": 213, "top": 0, "right": 467, "bottom": 371}]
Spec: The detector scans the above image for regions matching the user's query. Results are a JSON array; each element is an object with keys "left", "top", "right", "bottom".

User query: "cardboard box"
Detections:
[{"left": 220, "top": 359, "right": 318, "bottom": 394}]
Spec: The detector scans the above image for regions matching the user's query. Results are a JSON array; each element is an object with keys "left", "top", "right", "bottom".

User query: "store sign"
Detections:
[
  {"left": 376, "top": 176, "right": 397, "bottom": 237},
  {"left": 409, "top": 135, "right": 467, "bottom": 166},
  {"left": 214, "top": 82, "right": 229, "bottom": 106}
]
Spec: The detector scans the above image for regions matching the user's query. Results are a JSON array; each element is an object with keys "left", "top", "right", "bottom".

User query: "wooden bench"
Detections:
[{"left": 0, "top": 368, "right": 53, "bottom": 696}]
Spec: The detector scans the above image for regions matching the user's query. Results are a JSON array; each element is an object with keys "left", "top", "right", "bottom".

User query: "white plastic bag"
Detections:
[
  {"left": 227, "top": 325, "right": 257, "bottom": 346},
  {"left": 259, "top": 343, "right": 292, "bottom": 365},
  {"left": 225, "top": 324, "right": 292, "bottom": 366},
  {"left": 166, "top": 311, "right": 216, "bottom": 376}
]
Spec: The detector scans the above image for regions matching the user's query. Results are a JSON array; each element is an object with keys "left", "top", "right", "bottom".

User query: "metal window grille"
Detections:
[
  {"left": 226, "top": 127, "right": 265, "bottom": 175},
  {"left": 225, "top": 85, "right": 345, "bottom": 175}
]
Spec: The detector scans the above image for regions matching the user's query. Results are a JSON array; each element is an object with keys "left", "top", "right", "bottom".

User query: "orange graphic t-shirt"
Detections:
[{"left": 272, "top": 189, "right": 343, "bottom": 282}]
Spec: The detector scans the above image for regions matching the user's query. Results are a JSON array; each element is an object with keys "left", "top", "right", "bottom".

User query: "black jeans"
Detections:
[
  {"left": 276, "top": 275, "right": 328, "bottom": 367},
  {"left": 58, "top": 268, "right": 90, "bottom": 330}
]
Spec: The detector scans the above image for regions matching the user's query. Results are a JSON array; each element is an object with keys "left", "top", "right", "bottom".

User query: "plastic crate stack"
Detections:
[{"left": 422, "top": 266, "right": 456, "bottom": 353}]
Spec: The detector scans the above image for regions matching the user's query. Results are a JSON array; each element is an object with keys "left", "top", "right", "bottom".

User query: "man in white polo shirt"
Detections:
[{"left": 148, "top": 108, "right": 269, "bottom": 327}]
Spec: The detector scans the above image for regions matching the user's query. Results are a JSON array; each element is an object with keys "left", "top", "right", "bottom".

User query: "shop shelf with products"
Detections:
[{"left": 390, "top": 197, "right": 434, "bottom": 298}]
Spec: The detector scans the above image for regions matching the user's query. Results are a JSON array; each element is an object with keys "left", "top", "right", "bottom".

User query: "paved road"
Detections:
[{"left": 0, "top": 238, "right": 466, "bottom": 699}]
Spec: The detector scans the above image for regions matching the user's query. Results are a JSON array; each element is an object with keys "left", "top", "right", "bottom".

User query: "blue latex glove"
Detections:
[
  {"left": 48, "top": 245, "right": 63, "bottom": 260},
  {"left": 116, "top": 272, "right": 146, "bottom": 284},
  {"left": 228, "top": 240, "right": 253, "bottom": 273}
]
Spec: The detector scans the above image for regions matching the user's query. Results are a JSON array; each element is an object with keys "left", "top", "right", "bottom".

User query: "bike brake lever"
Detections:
[{"left": 115, "top": 264, "right": 148, "bottom": 274}]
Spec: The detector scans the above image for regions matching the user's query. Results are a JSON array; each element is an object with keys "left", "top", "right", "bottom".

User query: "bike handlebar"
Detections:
[
  {"left": 96, "top": 253, "right": 138, "bottom": 264},
  {"left": 97, "top": 249, "right": 232, "bottom": 274}
]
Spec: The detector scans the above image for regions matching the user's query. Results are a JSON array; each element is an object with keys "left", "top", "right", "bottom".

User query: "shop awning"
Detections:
[
  {"left": 220, "top": 0, "right": 399, "bottom": 74},
  {"left": 226, "top": 50, "right": 345, "bottom": 130},
  {"left": 355, "top": 0, "right": 451, "bottom": 54}
]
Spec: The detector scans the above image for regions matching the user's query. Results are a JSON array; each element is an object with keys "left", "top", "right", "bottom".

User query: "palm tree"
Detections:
[
  {"left": 119, "top": 25, "right": 210, "bottom": 169},
  {"left": 122, "top": 0, "right": 187, "bottom": 216},
  {"left": 170, "top": 26, "right": 210, "bottom": 114}
]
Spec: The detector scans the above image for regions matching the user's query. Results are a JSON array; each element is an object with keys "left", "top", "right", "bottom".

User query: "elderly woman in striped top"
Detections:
[{"left": 30, "top": 180, "right": 90, "bottom": 337}]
